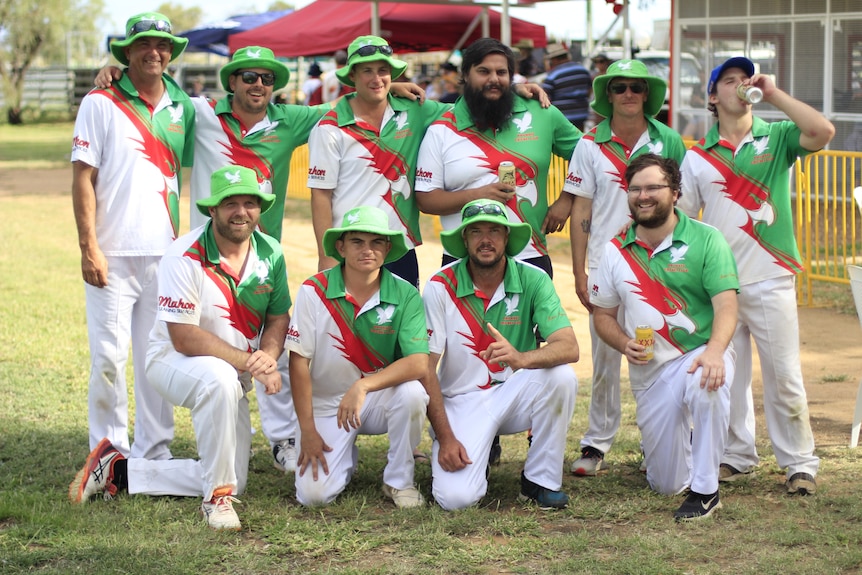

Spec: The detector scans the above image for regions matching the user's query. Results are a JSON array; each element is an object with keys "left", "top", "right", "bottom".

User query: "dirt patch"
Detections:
[{"left": 7, "top": 164, "right": 860, "bottom": 449}]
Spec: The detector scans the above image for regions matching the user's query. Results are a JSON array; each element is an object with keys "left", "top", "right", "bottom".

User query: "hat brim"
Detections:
[
  {"left": 439, "top": 215, "right": 533, "bottom": 259},
  {"left": 195, "top": 191, "right": 276, "bottom": 217},
  {"left": 322, "top": 225, "right": 409, "bottom": 264},
  {"left": 708, "top": 57, "right": 755, "bottom": 94},
  {"left": 591, "top": 73, "right": 666, "bottom": 118},
  {"left": 336, "top": 56, "right": 407, "bottom": 87},
  {"left": 220, "top": 59, "right": 290, "bottom": 93},
  {"left": 110, "top": 32, "right": 188, "bottom": 66}
]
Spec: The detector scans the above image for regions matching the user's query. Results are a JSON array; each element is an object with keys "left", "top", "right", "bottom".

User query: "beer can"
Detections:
[
  {"left": 736, "top": 84, "right": 763, "bottom": 104},
  {"left": 635, "top": 325, "right": 654, "bottom": 361},
  {"left": 498, "top": 161, "right": 516, "bottom": 186}
]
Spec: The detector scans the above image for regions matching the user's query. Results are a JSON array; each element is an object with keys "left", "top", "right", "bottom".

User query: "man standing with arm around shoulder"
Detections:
[
  {"left": 564, "top": 59, "right": 687, "bottom": 476},
  {"left": 70, "top": 166, "right": 290, "bottom": 531},
  {"left": 287, "top": 206, "right": 430, "bottom": 508},
  {"left": 421, "top": 199, "right": 579, "bottom": 510},
  {"left": 591, "top": 154, "right": 739, "bottom": 521},
  {"left": 71, "top": 12, "right": 195, "bottom": 462},
  {"left": 679, "top": 57, "right": 834, "bottom": 494}
]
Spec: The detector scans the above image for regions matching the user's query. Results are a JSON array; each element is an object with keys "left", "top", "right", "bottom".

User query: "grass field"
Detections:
[{"left": 2, "top": 125, "right": 862, "bottom": 575}]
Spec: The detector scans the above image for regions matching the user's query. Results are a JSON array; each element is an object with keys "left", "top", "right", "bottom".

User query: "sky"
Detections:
[{"left": 102, "top": 0, "right": 671, "bottom": 48}]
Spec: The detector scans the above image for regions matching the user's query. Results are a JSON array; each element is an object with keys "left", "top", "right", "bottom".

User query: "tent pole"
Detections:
[
  {"left": 371, "top": 1, "right": 380, "bottom": 36},
  {"left": 500, "top": 0, "right": 511, "bottom": 46}
]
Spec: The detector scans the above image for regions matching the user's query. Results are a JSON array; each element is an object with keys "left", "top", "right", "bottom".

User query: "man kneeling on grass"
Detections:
[
  {"left": 589, "top": 154, "right": 739, "bottom": 521},
  {"left": 287, "top": 206, "right": 430, "bottom": 508},
  {"left": 69, "top": 166, "right": 290, "bottom": 531}
]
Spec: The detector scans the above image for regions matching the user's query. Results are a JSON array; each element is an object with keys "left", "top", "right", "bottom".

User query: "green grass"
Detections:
[
  {"left": 0, "top": 122, "right": 73, "bottom": 168},
  {"left": 2, "top": 194, "right": 862, "bottom": 574}
]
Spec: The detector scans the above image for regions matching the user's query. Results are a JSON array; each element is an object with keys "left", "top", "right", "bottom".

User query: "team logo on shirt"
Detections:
[
  {"left": 565, "top": 171, "right": 581, "bottom": 187},
  {"left": 167, "top": 104, "right": 186, "bottom": 134},
  {"left": 501, "top": 295, "right": 521, "bottom": 326},
  {"left": 261, "top": 122, "right": 281, "bottom": 143},
  {"left": 286, "top": 325, "right": 300, "bottom": 344},
  {"left": 647, "top": 141, "right": 664, "bottom": 155},
  {"left": 158, "top": 296, "right": 196, "bottom": 315},
  {"left": 394, "top": 111, "right": 412, "bottom": 140},
  {"left": 375, "top": 304, "right": 395, "bottom": 325},
  {"left": 72, "top": 135, "right": 90, "bottom": 151},
  {"left": 751, "top": 137, "right": 773, "bottom": 164},
  {"left": 254, "top": 260, "right": 270, "bottom": 284},
  {"left": 665, "top": 245, "right": 689, "bottom": 273},
  {"left": 513, "top": 111, "right": 538, "bottom": 142}
]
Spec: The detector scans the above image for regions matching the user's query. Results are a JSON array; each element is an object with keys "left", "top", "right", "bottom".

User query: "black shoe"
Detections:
[
  {"left": 518, "top": 471, "right": 569, "bottom": 509},
  {"left": 674, "top": 490, "right": 721, "bottom": 522},
  {"left": 786, "top": 472, "right": 817, "bottom": 495},
  {"left": 488, "top": 435, "right": 502, "bottom": 466}
]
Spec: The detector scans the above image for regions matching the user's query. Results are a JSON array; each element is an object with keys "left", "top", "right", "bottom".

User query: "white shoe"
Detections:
[
  {"left": 273, "top": 439, "right": 297, "bottom": 473},
  {"left": 201, "top": 488, "right": 241, "bottom": 530},
  {"left": 382, "top": 484, "right": 425, "bottom": 508}
]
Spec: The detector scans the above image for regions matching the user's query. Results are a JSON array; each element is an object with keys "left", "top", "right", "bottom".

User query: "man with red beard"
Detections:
[
  {"left": 590, "top": 154, "right": 739, "bottom": 521},
  {"left": 70, "top": 165, "right": 290, "bottom": 531},
  {"left": 415, "top": 37, "right": 581, "bottom": 278},
  {"left": 421, "top": 200, "right": 579, "bottom": 510}
]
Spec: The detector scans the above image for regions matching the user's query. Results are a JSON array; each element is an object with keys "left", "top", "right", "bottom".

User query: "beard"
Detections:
[
  {"left": 467, "top": 247, "right": 506, "bottom": 270},
  {"left": 630, "top": 200, "right": 674, "bottom": 229},
  {"left": 463, "top": 82, "right": 514, "bottom": 132},
  {"left": 214, "top": 216, "right": 255, "bottom": 244}
]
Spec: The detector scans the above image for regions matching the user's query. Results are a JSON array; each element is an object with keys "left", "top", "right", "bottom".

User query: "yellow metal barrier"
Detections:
[
  {"left": 795, "top": 150, "right": 862, "bottom": 305},
  {"left": 287, "top": 143, "right": 862, "bottom": 307}
]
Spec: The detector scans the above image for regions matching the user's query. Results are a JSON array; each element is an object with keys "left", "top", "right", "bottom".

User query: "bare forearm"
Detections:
[
  {"left": 167, "top": 323, "right": 251, "bottom": 371},
  {"left": 71, "top": 162, "right": 99, "bottom": 250},
  {"left": 416, "top": 188, "right": 474, "bottom": 216},
  {"left": 570, "top": 196, "right": 591, "bottom": 275},
  {"left": 768, "top": 89, "right": 835, "bottom": 151},
  {"left": 288, "top": 354, "right": 317, "bottom": 432},
  {"left": 356, "top": 354, "right": 428, "bottom": 393},
  {"left": 310, "top": 188, "right": 334, "bottom": 258},
  {"left": 705, "top": 291, "right": 738, "bottom": 354},
  {"left": 593, "top": 308, "right": 629, "bottom": 354},
  {"left": 258, "top": 313, "right": 290, "bottom": 360},
  {"left": 518, "top": 328, "right": 579, "bottom": 368},
  {"left": 421, "top": 356, "right": 457, "bottom": 442}
]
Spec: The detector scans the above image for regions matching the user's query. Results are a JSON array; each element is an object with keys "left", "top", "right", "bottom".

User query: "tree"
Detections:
[
  {"left": 0, "top": 0, "right": 106, "bottom": 124},
  {"left": 155, "top": 2, "right": 203, "bottom": 34}
]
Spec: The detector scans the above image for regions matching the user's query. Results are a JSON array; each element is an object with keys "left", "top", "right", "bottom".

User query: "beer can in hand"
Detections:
[
  {"left": 635, "top": 325, "right": 654, "bottom": 361},
  {"left": 498, "top": 161, "right": 516, "bottom": 186},
  {"left": 736, "top": 84, "right": 763, "bottom": 104}
]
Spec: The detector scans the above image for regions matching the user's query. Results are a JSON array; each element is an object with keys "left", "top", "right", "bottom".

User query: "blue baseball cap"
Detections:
[{"left": 707, "top": 57, "right": 755, "bottom": 94}]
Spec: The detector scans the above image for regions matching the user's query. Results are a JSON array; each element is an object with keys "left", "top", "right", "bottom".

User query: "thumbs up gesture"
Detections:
[{"left": 480, "top": 323, "right": 523, "bottom": 371}]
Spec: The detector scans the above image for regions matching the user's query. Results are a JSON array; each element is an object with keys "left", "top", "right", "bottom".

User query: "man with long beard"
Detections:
[
  {"left": 415, "top": 37, "right": 581, "bottom": 277},
  {"left": 590, "top": 154, "right": 739, "bottom": 521}
]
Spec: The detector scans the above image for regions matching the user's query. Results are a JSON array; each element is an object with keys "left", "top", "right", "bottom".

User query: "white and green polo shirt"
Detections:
[
  {"left": 148, "top": 223, "right": 291, "bottom": 376},
  {"left": 414, "top": 94, "right": 581, "bottom": 259},
  {"left": 423, "top": 258, "right": 572, "bottom": 397},
  {"left": 679, "top": 118, "right": 808, "bottom": 286},
  {"left": 306, "top": 95, "right": 451, "bottom": 249},
  {"left": 590, "top": 209, "right": 739, "bottom": 389},
  {"left": 189, "top": 98, "right": 328, "bottom": 240},
  {"left": 563, "top": 116, "right": 687, "bottom": 269},
  {"left": 71, "top": 74, "right": 195, "bottom": 254},
  {"left": 286, "top": 266, "right": 429, "bottom": 417}
]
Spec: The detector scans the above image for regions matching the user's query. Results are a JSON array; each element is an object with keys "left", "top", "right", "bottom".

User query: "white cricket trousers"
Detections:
[
  {"left": 295, "top": 381, "right": 428, "bottom": 507},
  {"left": 254, "top": 350, "right": 297, "bottom": 446},
  {"left": 431, "top": 365, "right": 577, "bottom": 511},
  {"left": 634, "top": 345, "right": 734, "bottom": 496},
  {"left": 723, "top": 276, "right": 819, "bottom": 478},
  {"left": 580, "top": 309, "right": 624, "bottom": 454},
  {"left": 138, "top": 352, "right": 252, "bottom": 501},
  {"left": 85, "top": 255, "right": 174, "bottom": 460}
]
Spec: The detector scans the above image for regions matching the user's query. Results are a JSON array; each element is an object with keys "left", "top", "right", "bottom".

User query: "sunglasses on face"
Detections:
[
  {"left": 609, "top": 81, "right": 647, "bottom": 95},
  {"left": 129, "top": 19, "right": 172, "bottom": 36},
  {"left": 350, "top": 44, "right": 394, "bottom": 59},
  {"left": 234, "top": 71, "right": 276, "bottom": 86},
  {"left": 463, "top": 203, "right": 505, "bottom": 219}
]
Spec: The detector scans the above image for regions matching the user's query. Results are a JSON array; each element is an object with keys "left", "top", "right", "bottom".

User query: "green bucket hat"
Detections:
[
  {"left": 440, "top": 200, "right": 532, "bottom": 259},
  {"left": 196, "top": 165, "right": 276, "bottom": 217},
  {"left": 322, "top": 206, "right": 409, "bottom": 264},
  {"left": 220, "top": 46, "right": 290, "bottom": 93},
  {"left": 591, "top": 59, "right": 667, "bottom": 118},
  {"left": 110, "top": 12, "right": 188, "bottom": 66},
  {"left": 336, "top": 36, "right": 408, "bottom": 87}
]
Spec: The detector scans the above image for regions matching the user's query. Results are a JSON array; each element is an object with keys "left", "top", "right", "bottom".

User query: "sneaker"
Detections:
[
  {"left": 571, "top": 446, "right": 605, "bottom": 476},
  {"left": 488, "top": 435, "right": 502, "bottom": 466},
  {"left": 382, "top": 484, "right": 425, "bottom": 508},
  {"left": 518, "top": 471, "right": 569, "bottom": 510},
  {"left": 674, "top": 490, "right": 722, "bottom": 522},
  {"left": 68, "top": 438, "right": 125, "bottom": 504},
  {"left": 786, "top": 472, "right": 817, "bottom": 495},
  {"left": 201, "top": 487, "right": 241, "bottom": 530},
  {"left": 272, "top": 439, "right": 297, "bottom": 473},
  {"left": 718, "top": 463, "right": 750, "bottom": 482}
]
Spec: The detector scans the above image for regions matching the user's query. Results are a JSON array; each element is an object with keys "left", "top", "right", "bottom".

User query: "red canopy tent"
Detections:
[{"left": 228, "top": 0, "right": 547, "bottom": 58}]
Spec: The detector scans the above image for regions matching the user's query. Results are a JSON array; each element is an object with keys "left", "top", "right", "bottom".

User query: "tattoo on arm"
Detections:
[{"left": 580, "top": 218, "right": 591, "bottom": 233}]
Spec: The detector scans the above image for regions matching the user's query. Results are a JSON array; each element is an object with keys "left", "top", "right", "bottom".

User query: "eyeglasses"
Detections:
[
  {"left": 609, "top": 82, "right": 647, "bottom": 95},
  {"left": 627, "top": 184, "right": 670, "bottom": 195},
  {"left": 129, "top": 19, "right": 172, "bottom": 36},
  {"left": 350, "top": 44, "right": 394, "bottom": 59},
  {"left": 463, "top": 203, "right": 505, "bottom": 219},
  {"left": 234, "top": 71, "right": 276, "bottom": 87}
]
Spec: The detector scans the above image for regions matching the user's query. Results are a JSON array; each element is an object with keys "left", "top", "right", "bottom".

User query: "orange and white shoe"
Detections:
[{"left": 68, "top": 438, "right": 125, "bottom": 504}]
